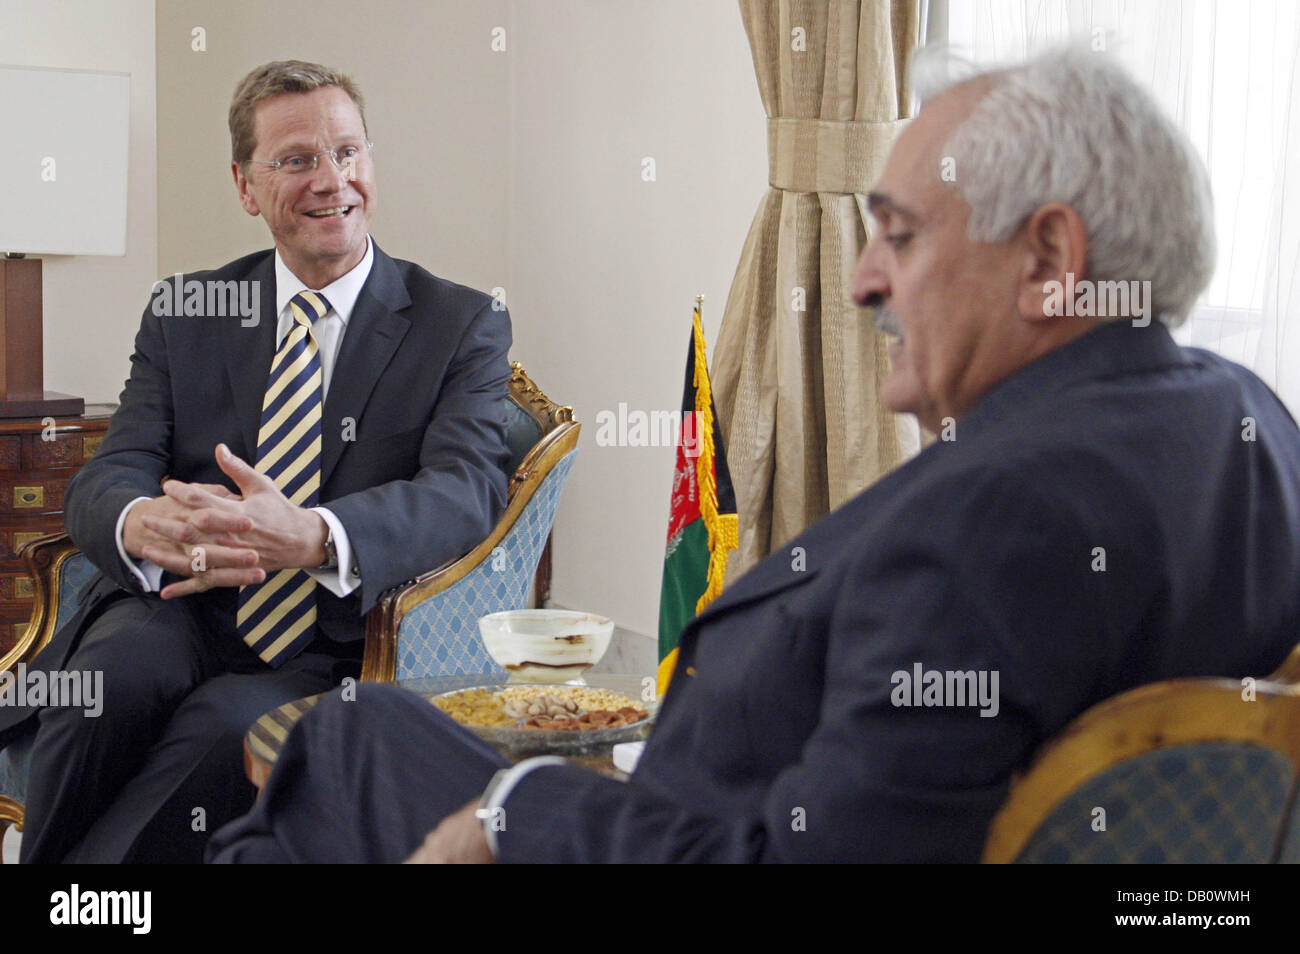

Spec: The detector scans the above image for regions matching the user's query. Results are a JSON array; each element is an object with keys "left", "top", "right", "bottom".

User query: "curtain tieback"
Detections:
[{"left": 767, "top": 117, "right": 908, "bottom": 194}]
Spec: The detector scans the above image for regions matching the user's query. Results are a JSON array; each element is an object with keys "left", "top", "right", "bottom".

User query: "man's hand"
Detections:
[
  {"left": 138, "top": 444, "right": 330, "bottom": 599},
  {"left": 404, "top": 800, "right": 495, "bottom": 864},
  {"left": 124, "top": 482, "right": 266, "bottom": 594}
]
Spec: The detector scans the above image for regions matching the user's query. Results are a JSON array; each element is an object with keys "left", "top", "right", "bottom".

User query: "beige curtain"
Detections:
[{"left": 712, "top": 0, "right": 922, "bottom": 580}]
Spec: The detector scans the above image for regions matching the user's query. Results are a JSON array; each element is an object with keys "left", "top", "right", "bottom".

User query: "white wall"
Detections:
[
  {"left": 154, "top": 0, "right": 512, "bottom": 291},
  {"left": 508, "top": 1, "right": 766, "bottom": 635},
  {"left": 0, "top": 0, "right": 157, "bottom": 405}
]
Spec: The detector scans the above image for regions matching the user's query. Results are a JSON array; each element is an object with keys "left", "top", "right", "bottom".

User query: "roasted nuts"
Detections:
[{"left": 433, "top": 686, "right": 649, "bottom": 731}]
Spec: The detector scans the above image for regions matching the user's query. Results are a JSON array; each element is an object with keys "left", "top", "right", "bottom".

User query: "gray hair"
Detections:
[{"left": 912, "top": 44, "right": 1215, "bottom": 328}]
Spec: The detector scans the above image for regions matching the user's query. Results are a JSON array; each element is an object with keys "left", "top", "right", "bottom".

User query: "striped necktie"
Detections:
[{"left": 236, "top": 290, "right": 329, "bottom": 667}]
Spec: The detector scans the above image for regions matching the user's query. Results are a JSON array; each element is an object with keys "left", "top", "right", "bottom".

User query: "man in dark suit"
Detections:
[
  {"left": 209, "top": 48, "right": 1300, "bottom": 863},
  {"left": 0, "top": 60, "right": 511, "bottom": 862}
]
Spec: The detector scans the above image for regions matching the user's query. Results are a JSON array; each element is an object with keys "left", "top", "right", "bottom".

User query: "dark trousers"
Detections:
[
  {"left": 18, "top": 592, "right": 358, "bottom": 864},
  {"left": 207, "top": 684, "right": 508, "bottom": 863}
]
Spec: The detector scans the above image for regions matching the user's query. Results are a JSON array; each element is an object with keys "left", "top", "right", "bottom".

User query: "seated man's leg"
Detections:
[
  {"left": 19, "top": 595, "right": 222, "bottom": 863},
  {"left": 208, "top": 684, "right": 509, "bottom": 863},
  {"left": 66, "top": 648, "right": 355, "bottom": 864}
]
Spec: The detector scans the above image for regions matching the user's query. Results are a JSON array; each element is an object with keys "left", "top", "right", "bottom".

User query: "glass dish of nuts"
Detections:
[{"left": 429, "top": 684, "right": 656, "bottom": 760}]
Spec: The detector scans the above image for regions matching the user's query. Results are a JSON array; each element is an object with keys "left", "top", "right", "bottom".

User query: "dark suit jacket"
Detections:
[
  {"left": 0, "top": 241, "right": 511, "bottom": 743},
  {"left": 495, "top": 320, "right": 1300, "bottom": 862}
]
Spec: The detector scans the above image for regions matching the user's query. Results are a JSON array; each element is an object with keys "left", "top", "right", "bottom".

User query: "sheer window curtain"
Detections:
[{"left": 936, "top": 0, "right": 1300, "bottom": 414}]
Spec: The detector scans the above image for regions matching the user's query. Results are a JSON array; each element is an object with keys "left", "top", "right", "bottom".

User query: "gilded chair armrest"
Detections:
[{"left": 2, "top": 531, "right": 81, "bottom": 674}]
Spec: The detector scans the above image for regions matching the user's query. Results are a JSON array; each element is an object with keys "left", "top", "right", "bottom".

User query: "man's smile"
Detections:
[{"left": 303, "top": 205, "right": 354, "bottom": 218}]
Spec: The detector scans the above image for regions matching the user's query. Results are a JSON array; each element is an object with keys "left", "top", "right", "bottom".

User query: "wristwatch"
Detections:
[
  {"left": 316, "top": 525, "right": 338, "bottom": 570},
  {"left": 476, "top": 757, "right": 567, "bottom": 857}
]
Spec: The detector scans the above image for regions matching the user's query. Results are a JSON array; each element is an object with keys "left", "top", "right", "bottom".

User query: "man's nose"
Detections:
[
  {"left": 851, "top": 235, "right": 889, "bottom": 308},
  {"left": 309, "top": 153, "right": 353, "bottom": 191}
]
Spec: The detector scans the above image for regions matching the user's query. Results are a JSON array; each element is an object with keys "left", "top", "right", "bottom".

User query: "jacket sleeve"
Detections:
[
  {"left": 324, "top": 300, "right": 512, "bottom": 611},
  {"left": 64, "top": 301, "right": 174, "bottom": 593},
  {"left": 495, "top": 474, "right": 1108, "bottom": 862}
]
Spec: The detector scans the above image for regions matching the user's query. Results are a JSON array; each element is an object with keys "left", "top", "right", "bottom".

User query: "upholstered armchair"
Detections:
[
  {"left": 0, "top": 361, "right": 578, "bottom": 853},
  {"left": 362, "top": 362, "right": 579, "bottom": 680},
  {"left": 983, "top": 675, "right": 1300, "bottom": 863}
]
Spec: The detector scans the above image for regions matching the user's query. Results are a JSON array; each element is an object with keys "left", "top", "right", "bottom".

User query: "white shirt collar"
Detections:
[{"left": 273, "top": 235, "right": 375, "bottom": 336}]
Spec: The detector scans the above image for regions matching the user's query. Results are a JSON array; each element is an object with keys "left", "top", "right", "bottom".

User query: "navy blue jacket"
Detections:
[{"left": 497, "top": 320, "right": 1300, "bottom": 862}]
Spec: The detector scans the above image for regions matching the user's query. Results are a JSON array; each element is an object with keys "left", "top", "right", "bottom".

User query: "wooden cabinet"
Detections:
[{"left": 0, "top": 405, "right": 114, "bottom": 654}]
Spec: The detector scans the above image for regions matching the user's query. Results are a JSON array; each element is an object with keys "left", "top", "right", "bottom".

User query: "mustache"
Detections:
[{"left": 872, "top": 304, "right": 904, "bottom": 337}]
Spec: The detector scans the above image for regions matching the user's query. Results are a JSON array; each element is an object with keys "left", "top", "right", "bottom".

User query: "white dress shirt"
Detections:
[{"left": 115, "top": 236, "right": 375, "bottom": 598}]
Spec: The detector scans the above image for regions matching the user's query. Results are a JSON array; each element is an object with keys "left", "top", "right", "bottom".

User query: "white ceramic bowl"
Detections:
[{"left": 478, "top": 609, "right": 615, "bottom": 683}]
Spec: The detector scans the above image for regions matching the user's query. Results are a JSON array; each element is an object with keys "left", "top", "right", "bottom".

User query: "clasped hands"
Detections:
[{"left": 122, "top": 443, "right": 328, "bottom": 599}]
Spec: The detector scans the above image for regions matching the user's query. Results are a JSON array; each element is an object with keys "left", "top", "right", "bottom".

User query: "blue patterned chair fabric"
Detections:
[
  {"left": 504, "top": 399, "right": 543, "bottom": 472},
  {"left": 1, "top": 551, "right": 97, "bottom": 810},
  {"left": 396, "top": 451, "right": 575, "bottom": 680},
  {"left": 1015, "top": 743, "right": 1293, "bottom": 863},
  {"left": 56, "top": 552, "right": 98, "bottom": 628},
  {"left": 1280, "top": 789, "right": 1300, "bottom": 864},
  {"left": 0, "top": 732, "right": 33, "bottom": 807}
]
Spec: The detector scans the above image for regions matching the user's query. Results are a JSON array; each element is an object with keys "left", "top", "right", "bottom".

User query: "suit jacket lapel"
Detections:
[
  {"left": 225, "top": 254, "right": 278, "bottom": 463},
  {"left": 321, "top": 244, "right": 412, "bottom": 483}
]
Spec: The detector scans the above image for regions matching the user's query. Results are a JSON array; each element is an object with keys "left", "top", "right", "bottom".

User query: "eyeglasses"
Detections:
[{"left": 244, "top": 140, "right": 374, "bottom": 175}]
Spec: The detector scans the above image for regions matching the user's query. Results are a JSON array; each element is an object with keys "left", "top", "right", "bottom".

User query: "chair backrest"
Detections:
[
  {"left": 1265, "top": 645, "right": 1300, "bottom": 861},
  {"left": 387, "top": 450, "right": 577, "bottom": 679},
  {"left": 504, "top": 399, "right": 543, "bottom": 474},
  {"left": 983, "top": 677, "right": 1300, "bottom": 863},
  {"left": 504, "top": 361, "right": 576, "bottom": 498},
  {"left": 360, "top": 362, "right": 580, "bottom": 681}
]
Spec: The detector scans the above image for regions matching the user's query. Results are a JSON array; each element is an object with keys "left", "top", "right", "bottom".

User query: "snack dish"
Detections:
[
  {"left": 429, "top": 683, "right": 656, "bottom": 759},
  {"left": 433, "top": 685, "right": 649, "bottom": 730}
]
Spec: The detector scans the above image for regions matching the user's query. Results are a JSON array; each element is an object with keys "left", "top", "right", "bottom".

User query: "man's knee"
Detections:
[
  {"left": 306, "top": 683, "right": 442, "bottom": 741},
  {"left": 59, "top": 599, "right": 208, "bottom": 717},
  {"left": 299, "top": 683, "right": 505, "bottom": 776},
  {"left": 169, "top": 675, "right": 286, "bottom": 753}
]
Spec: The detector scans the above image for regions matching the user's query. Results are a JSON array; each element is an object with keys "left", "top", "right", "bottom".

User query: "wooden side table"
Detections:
[{"left": 0, "top": 404, "right": 114, "bottom": 653}]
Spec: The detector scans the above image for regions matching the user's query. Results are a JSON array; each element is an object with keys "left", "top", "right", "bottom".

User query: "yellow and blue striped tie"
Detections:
[{"left": 237, "top": 290, "right": 329, "bottom": 666}]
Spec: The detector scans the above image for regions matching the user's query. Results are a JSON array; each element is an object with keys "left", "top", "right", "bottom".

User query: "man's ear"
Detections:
[
  {"left": 232, "top": 161, "right": 261, "bottom": 217},
  {"left": 1016, "top": 203, "right": 1088, "bottom": 322}
]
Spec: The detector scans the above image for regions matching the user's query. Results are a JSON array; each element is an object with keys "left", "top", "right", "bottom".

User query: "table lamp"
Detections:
[{"left": 0, "top": 64, "right": 131, "bottom": 418}]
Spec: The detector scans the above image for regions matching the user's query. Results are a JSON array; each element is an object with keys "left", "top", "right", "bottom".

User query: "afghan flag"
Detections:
[{"left": 657, "top": 300, "right": 738, "bottom": 695}]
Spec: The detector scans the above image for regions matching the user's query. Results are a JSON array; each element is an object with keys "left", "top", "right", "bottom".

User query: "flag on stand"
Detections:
[{"left": 657, "top": 298, "right": 737, "bottom": 696}]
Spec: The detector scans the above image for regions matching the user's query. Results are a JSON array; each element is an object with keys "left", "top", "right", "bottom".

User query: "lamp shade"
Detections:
[{"left": 0, "top": 65, "right": 130, "bottom": 256}]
